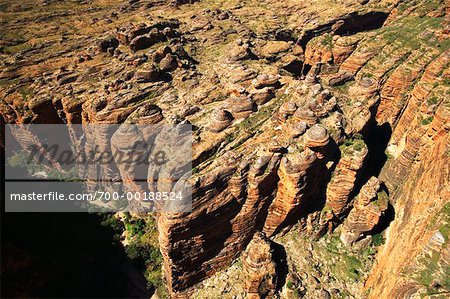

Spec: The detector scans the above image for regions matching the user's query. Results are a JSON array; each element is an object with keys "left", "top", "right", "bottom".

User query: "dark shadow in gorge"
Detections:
[
  {"left": 0, "top": 212, "right": 152, "bottom": 299},
  {"left": 356, "top": 122, "right": 393, "bottom": 192},
  {"left": 336, "top": 122, "right": 393, "bottom": 221},
  {"left": 297, "top": 11, "right": 390, "bottom": 48},
  {"left": 371, "top": 201, "right": 396, "bottom": 235},
  {"left": 271, "top": 241, "right": 288, "bottom": 293},
  {"left": 333, "top": 12, "right": 390, "bottom": 36},
  {"left": 1, "top": 132, "right": 151, "bottom": 298},
  {"left": 343, "top": 122, "right": 395, "bottom": 232}
]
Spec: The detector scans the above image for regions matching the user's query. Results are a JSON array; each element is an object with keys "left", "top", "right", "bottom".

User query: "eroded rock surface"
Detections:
[
  {"left": 340, "top": 177, "right": 388, "bottom": 246},
  {"left": 242, "top": 232, "right": 278, "bottom": 299}
]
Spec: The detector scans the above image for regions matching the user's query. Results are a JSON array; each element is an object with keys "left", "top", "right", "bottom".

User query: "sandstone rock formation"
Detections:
[
  {"left": 340, "top": 177, "right": 388, "bottom": 246},
  {"left": 326, "top": 138, "right": 368, "bottom": 217},
  {"left": 242, "top": 232, "right": 278, "bottom": 299},
  {"left": 208, "top": 108, "right": 233, "bottom": 133},
  {"left": 263, "top": 148, "right": 318, "bottom": 236},
  {"left": 226, "top": 94, "right": 256, "bottom": 119}
]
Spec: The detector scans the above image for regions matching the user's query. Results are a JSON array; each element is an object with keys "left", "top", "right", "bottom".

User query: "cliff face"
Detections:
[
  {"left": 365, "top": 123, "right": 450, "bottom": 298},
  {"left": 365, "top": 50, "right": 450, "bottom": 298},
  {"left": 1, "top": 0, "right": 449, "bottom": 298}
]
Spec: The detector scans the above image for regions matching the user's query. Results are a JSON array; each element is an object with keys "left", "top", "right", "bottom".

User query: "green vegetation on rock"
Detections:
[
  {"left": 101, "top": 213, "right": 167, "bottom": 298},
  {"left": 421, "top": 116, "right": 433, "bottom": 126},
  {"left": 408, "top": 203, "right": 450, "bottom": 295}
]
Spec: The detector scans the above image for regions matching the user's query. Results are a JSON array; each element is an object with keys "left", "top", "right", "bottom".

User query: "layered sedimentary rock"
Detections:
[
  {"left": 242, "top": 232, "right": 277, "bottom": 299},
  {"left": 423, "top": 231, "right": 446, "bottom": 256},
  {"left": 258, "top": 40, "right": 291, "bottom": 60},
  {"left": 304, "top": 35, "right": 333, "bottom": 66},
  {"left": 252, "top": 74, "right": 281, "bottom": 90},
  {"left": 278, "top": 101, "right": 297, "bottom": 120},
  {"left": 292, "top": 107, "right": 317, "bottom": 126},
  {"left": 111, "top": 105, "right": 165, "bottom": 200},
  {"left": 340, "top": 177, "right": 388, "bottom": 246},
  {"left": 290, "top": 121, "right": 307, "bottom": 138},
  {"left": 263, "top": 149, "right": 318, "bottom": 236},
  {"left": 250, "top": 87, "right": 275, "bottom": 105},
  {"left": 325, "top": 139, "right": 368, "bottom": 217},
  {"left": 304, "top": 124, "right": 330, "bottom": 159},
  {"left": 208, "top": 109, "right": 233, "bottom": 133},
  {"left": 376, "top": 49, "right": 439, "bottom": 124},
  {"left": 366, "top": 115, "right": 450, "bottom": 298},
  {"left": 225, "top": 39, "right": 254, "bottom": 63},
  {"left": 332, "top": 35, "right": 360, "bottom": 65},
  {"left": 158, "top": 150, "right": 282, "bottom": 296},
  {"left": 363, "top": 40, "right": 449, "bottom": 292},
  {"left": 327, "top": 71, "right": 354, "bottom": 86},
  {"left": 380, "top": 49, "right": 450, "bottom": 192},
  {"left": 339, "top": 44, "right": 380, "bottom": 75},
  {"left": 117, "top": 20, "right": 180, "bottom": 51},
  {"left": 442, "top": 242, "right": 450, "bottom": 267},
  {"left": 226, "top": 94, "right": 255, "bottom": 119},
  {"left": 126, "top": 103, "right": 164, "bottom": 124}
]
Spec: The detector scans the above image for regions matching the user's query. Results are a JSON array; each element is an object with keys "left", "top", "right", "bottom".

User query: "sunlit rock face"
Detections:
[
  {"left": 325, "top": 140, "right": 368, "bottom": 217},
  {"left": 340, "top": 177, "right": 388, "bottom": 246},
  {"left": 242, "top": 232, "right": 278, "bottom": 299}
]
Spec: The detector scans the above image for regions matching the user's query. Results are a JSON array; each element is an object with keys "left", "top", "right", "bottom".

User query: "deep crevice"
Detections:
[
  {"left": 334, "top": 12, "right": 390, "bottom": 36},
  {"left": 370, "top": 203, "right": 396, "bottom": 235},
  {"left": 297, "top": 11, "right": 390, "bottom": 48},
  {"left": 272, "top": 241, "right": 288, "bottom": 293},
  {"left": 1, "top": 213, "right": 152, "bottom": 299},
  {"left": 361, "top": 122, "right": 392, "bottom": 183}
]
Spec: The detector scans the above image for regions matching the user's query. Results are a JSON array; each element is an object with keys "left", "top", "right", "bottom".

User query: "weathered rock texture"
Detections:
[
  {"left": 340, "top": 177, "right": 388, "bottom": 246},
  {"left": 325, "top": 139, "right": 368, "bottom": 217},
  {"left": 242, "top": 232, "right": 278, "bottom": 299}
]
